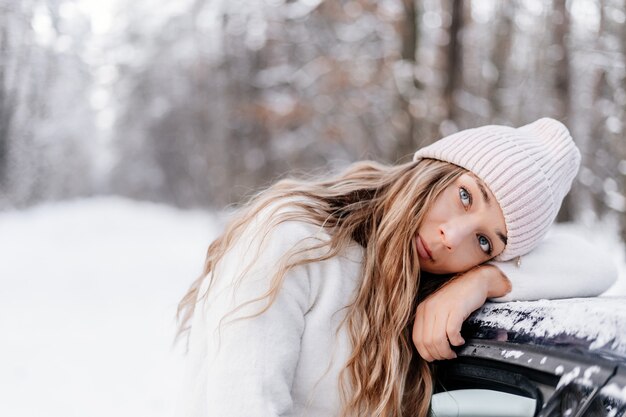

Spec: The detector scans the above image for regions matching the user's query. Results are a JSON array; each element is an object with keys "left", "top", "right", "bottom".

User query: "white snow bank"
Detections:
[{"left": 0, "top": 197, "right": 220, "bottom": 417}]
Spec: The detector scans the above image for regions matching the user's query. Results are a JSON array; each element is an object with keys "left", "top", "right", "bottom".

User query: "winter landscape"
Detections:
[{"left": 3, "top": 0, "right": 626, "bottom": 414}]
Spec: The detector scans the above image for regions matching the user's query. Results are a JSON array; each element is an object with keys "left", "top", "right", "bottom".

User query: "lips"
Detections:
[{"left": 417, "top": 235, "right": 433, "bottom": 261}]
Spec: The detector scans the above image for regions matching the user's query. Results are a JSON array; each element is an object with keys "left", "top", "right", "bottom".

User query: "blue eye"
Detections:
[
  {"left": 459, "top": 187, "right": 471, "bottom": 207},
  {"left": 478, "top": 235, "right": 492, "bottom": 255}
]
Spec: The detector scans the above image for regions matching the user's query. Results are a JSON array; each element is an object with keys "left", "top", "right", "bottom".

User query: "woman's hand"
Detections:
[{"left": 412, "top": 265, "right": 511, "bottom": 362}]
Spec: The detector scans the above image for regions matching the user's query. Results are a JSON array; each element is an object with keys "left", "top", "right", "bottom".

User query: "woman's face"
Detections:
[{"left": 416, "top": 173, "right": 507, "bottom": 274}]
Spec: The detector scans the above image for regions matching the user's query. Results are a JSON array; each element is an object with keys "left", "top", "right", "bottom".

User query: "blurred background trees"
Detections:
[{"left": 1, "top": 0, "right": 626, "bottom": 238}]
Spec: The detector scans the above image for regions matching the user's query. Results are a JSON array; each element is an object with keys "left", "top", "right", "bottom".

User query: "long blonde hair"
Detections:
[{"left": 176, "top": 158, "right": 466, "bottom": 417}]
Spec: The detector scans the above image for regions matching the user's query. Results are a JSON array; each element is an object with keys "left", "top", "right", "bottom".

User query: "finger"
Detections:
[
  {"left": 419, "top": 302, "right": 434, "bottom": 361},
  {"left": 422, "top": 301, "right": 442, "bottom": 361},
  {"left": 412, "top": 304, "right": 423, "bottom": 348},
  {"left": 432, "top": 309, "right": 457, "bottom": 360},
  {"left": 446, "top": 311, "right": 466, "bottom": 347},
  {"left": 414, "top": 304, "right": 433, "bottom": 362},
  {"left": 428, "top": 306, "right": 446, "bottom": 360},
  {"left": 412, "top": 305, "right": 425, "bottom": 358}
]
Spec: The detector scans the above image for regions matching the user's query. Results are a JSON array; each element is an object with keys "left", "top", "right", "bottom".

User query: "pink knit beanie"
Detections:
[{"left": 413, "top": 118, "right": 581, "bottom": 261}]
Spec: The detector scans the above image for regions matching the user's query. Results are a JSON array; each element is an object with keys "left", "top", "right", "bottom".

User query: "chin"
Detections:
[
  {"left": 421, "top": 263, "right": 465, "bottom": 275},
  {"left": 420, "top": 264, "right": 447, "bottom": 275}
]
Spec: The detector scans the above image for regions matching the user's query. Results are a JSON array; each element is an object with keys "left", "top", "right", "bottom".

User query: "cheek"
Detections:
[
  {"left": 421, "top": 199, "right": 454, "bottom": 231},
  {"left": 430, "top": 195, "right": 455, "bottom": 219}
]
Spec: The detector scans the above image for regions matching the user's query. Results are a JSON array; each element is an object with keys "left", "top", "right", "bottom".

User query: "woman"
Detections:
[{"left": 175, "top": 118, "right": 616, "bottom": 417}]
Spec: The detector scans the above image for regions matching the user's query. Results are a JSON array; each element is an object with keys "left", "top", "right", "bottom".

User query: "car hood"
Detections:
[{"left": 465, "top": 296, "right": 626, "bottom": 361}]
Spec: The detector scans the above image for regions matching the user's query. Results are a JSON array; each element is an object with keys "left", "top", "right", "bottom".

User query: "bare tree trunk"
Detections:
[
  {"left": 589, "top": 69, "right": 610, "bottom": 215},
  {"left": 487, "top": 1, "right": 514, "bottom": 122},
  {"left": 552, "top": 0, "right": 574, "bottom": 222},
  {"left": 400, "top": 0, "right": 418, "bottom": 62},
  {"left": 552, "top": 0, "right": 571, "bottom": 121},
  {"left": 444, "top": 0, "right": 463, "bottom": 123},
  {"left": 394, "top": 0, "right": 420, "bottom": 161},
  {"left": 620, "top": 0, "right": 626, "bottom": 246},
  {"left": 585, "top": 0, "right": 607, "bottom": 219},
  {"left": 0, "top": 21, "right": 12, "bottom": 186}
]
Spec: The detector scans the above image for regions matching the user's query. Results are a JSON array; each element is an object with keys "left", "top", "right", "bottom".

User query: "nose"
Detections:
[{"left": 439, "top": 218, "right": 472, "bottom": 251}]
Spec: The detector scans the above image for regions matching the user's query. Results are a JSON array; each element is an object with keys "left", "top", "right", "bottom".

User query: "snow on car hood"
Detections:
[{"left": 466, "top": 296, "right": 626, "bottom": 358}]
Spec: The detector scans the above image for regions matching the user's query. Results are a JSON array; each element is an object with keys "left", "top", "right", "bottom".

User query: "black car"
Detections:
[{"left": 430, "top": 296, "right": 626, "bottom": 417}]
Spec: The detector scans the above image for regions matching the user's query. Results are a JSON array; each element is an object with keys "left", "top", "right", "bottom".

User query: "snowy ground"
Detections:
[
  {"left": 0, "top": 198, "right": 220, "bottom": 417},
  {"left": 1, "top": 197, "right": 625, "bottom": 417}
]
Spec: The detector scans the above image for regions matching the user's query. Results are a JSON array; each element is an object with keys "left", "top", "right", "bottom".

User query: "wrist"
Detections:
[{"left": 480, "top": 265, "right": 512, "bottom": 298}]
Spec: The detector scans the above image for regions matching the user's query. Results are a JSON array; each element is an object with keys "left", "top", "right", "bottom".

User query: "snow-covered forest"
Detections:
[{"left": 2, "top": 0, "right": 626, "bottom": 234}]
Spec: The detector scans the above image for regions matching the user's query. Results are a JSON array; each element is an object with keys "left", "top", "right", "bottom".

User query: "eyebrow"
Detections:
[
  {"left": 471, "top": 176, "right": 508, "bottom": 247},
  {"left": 472, "top": 176, "right": 491, "bottom": 205}
]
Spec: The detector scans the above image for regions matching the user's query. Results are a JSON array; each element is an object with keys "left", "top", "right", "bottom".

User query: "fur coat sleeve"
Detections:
[{"left": 488, "top": 227, "right": 618, "bottom": 302}]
